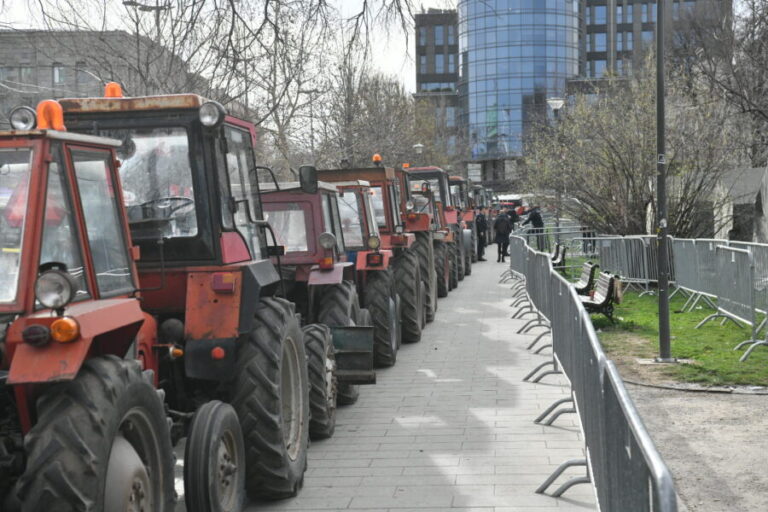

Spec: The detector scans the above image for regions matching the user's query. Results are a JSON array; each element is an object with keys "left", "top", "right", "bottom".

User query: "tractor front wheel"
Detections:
[
  {"left": 184, "top": 400, "right": 246, "bottom": 512},
  {"left": 363, "top": 269, "right": 401, "bottom": 367},
  {"left": 232, "top": 297, "right": 309, "bottom": 500},
  {"left": 16, "top": 356, "right": 175, "bottom": 512},
  {"left": 303, "top": 324, "right": 337, "bottom": 440},
  {"left": 413, "top": 232, "right": 437, "bottom": 322}
]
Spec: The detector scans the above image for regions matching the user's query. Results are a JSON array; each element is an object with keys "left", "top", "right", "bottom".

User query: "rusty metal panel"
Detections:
[
  {"left": 184, "top": 271, "right": 241, "bottom": 340},
  {"left": 318, "top": 167, "right": 395, "bottom": 183},
  {"left": 59, "top": 94, "right": 204, "bottom": 113}
]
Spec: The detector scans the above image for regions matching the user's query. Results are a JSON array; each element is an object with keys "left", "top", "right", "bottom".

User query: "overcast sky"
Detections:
[{"left": 2, "top": 0, "right": 458, "bottom": 93}]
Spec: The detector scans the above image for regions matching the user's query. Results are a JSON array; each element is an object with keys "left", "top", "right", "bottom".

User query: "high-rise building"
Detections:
[
  {"left": 582, "top": 0, "right": 732, "bottom": 78},
  {"left": 414, "top": 9, "right": 460, "bottom": 163},
  {"left": 457, "top": 0, "right": 580, "bottom": 181}
]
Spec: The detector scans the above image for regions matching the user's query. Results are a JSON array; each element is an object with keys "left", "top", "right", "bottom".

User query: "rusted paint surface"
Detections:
[
  {"left": 317, "top": 167, "right": 396, "bottom": 182},
  {"left": 184, "top": 271, "right": 241, "bottom": 341},
  {"left": 404, "top": 212, "right": 432, "bottom": 233},
  {"left": 7, "top": 299, "right": 145, "bottom": 384},
  {"left": 59, "top": 94, "right": 205, "bottom": 113}
]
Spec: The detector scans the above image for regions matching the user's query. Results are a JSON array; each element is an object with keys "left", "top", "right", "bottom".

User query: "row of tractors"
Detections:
[{"left": 0, "top": 87, "right": 491, "bottom": 511}]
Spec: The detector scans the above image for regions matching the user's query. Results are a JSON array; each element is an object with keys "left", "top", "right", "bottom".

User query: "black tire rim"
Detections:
[{"left": 215, "top": 428, "right": 240, "bottom": 508}]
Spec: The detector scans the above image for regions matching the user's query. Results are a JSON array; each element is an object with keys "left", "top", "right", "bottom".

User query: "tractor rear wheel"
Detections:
[
  {"left": 456, "top": 232, "right": 466, "bottom": 281},
  {"left": 303, "top": 324, "right": 337, "bottom": 440},
  {"left": 363, "top": 269, "right": 400, "bottom": 367},
  {"left": 317, "top": 281, "right": 362, "bottom": 406},
  {"left": 449, "top": 242, "right": 459, "bottom": 290},
  {"left": 232, "top": 297, "right": 309, "bottom": 500},
  {"left": 413, "top": 232, "right": 437, "bottom": 322},
  {"left": 435, "top": 241, "right": 449, "bottom": 298},
  {"left": 16, "top": 356, "right": 175, "bottom": 512},
  {"left": 184, "top": 400, "right": 246, "bottom": 512},
  {"left": 394, "top": 250, "right": 423, "bottom": 343},
  {"left": 464, "top": 237, "right": 473, "bottom": 276}
]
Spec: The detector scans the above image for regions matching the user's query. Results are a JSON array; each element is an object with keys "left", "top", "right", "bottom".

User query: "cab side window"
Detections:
[
  {"left": 71, "top": 149, "right": 133, "bottom": 295},
  {"left": 40, "top": 155, "right": 89, "bottom": 300},
  {"left": 224, "top": 126, "right": 262, "bottom": 260}
]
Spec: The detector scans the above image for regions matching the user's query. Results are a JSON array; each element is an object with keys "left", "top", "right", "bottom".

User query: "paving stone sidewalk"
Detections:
[{"left": 245, "top": 259, "right": 596, "bottom": 511}]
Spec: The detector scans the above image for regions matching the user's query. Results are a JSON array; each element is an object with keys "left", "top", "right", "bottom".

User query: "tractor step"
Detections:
[{"left": 330, "top": 326, "right": 376, "bottom": 385}]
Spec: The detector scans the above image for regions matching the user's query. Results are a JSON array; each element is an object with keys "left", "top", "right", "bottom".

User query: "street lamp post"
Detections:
[
  {"left": 547, "top": 97, "right": 565, "bottom": 243},
  {"left": 656, "top": 0, "right": 675, "bottom": 362}
]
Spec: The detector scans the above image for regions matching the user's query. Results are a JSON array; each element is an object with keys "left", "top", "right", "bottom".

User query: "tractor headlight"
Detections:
[
  {"left": 367, "top": 234, "right": 381, "bottom": 250},
  {"left": 406, "top": 200, "right": 414, "bottom": 211},
  {"left": 10, "top": 106, "right": 36, "bottom": 130},
  {"left": 199, "top": 101, "right": 226, "bottom": 127},
  {"left": 35, "top": 270, "right": 76, "bottom": 310},
  {"left": 318, "top": 232, "right": 337, "bottom": 249}
]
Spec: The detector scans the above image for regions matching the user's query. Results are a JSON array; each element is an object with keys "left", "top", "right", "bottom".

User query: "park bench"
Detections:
[
  {"left": 573, "top": 261, "right": 599, "bottom": 295},
  {"left": 579, "top": 271, "right": 616, "bottom": 321},
  {"left": 552, "top": 245, "right": 567, "bottom": 275}
]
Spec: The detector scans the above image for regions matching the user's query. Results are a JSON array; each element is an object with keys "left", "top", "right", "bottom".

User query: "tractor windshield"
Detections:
[
  {"left": 0, "top": 148, "right": 32, "bottom": 303},
  {"left": 264, "top": 203, "right": 310, "bottom": 253},
  {"left": 111, "top": 127, "right": 197, "bottom": 240},
  {"left": 338, "top": 191, "right": 366, "bottom": 248},
  {"left": 409, "top": 178, "right": 442, "bottom": 203}
]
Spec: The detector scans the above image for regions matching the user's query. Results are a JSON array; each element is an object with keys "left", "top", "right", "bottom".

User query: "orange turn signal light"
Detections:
[
  {"left": 51, "top": 316, "right": 80, "bottom": 343},
  {"left": 36, "top": 100, "right": 66, "bottom": 131},
  {"left": 170, "top": 346, "right": 185, "bottom": 359},
  {"left": 104, "top": 82, "right": 124, "bottom": 98},
  {"left": 319, "top": 256, "right": 334, "bottom": 270}
]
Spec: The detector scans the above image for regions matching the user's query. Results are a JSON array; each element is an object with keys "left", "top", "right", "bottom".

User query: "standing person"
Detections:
[
  {"left": 523, "top": 205, "right": 545, "bottom": 251},
  {"left": 493, "top": 209, "right": 512, "bottom": 263},
  {"left": 508, "top": 207, "right": 520, "bottom": 233},
  {"left": 476, "top": 207, "right": 488, "bottom": 261}
]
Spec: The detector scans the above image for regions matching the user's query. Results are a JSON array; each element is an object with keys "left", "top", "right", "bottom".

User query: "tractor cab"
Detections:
[
  {"left": 0, "top": 102, "right": 145, "bottom": 387},
  {"left": 317, "top": 166, "right": 415, "bottom": 252},
  {"left": 405, "top": 167, "right": 455, "bottom": 238}
]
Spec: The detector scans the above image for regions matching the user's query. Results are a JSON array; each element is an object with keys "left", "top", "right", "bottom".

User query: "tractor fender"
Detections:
[
  {"left": 7, "top": 299, "right": 145, "bottom": 385},
  {"left": 308, "top": 262, "right": 353, "bottom": 285}
]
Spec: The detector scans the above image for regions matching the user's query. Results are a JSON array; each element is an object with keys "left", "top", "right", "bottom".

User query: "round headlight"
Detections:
[
  {"left": 318, "top": 232, "right": 337, "bottom": 249},
  {"left": 406, "top": 200, "right": 414, "bottom": 211},
  {"left": 367, "top": 235, "right": 381, "bottom": 250},
  {"left": 35, "top": 270, "right": 76, "bottom": 310},
  {"left": 10, "top": 106, "right": 37, "bottom": 130},
  {"left": 395, "top": 224, "right": 404, "bottom": 234},
  {"left": 199, "top": 101, "right": 226, "bottom": 127}
]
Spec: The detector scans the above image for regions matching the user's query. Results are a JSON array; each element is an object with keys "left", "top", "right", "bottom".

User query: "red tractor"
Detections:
[
  {"left": 324, "top": 178, "right": 402, "bottom": 367},
  {"left": 406, "top": 166, "right": 472, "bottom": 292},
  {"left": 60, "top": 86, "right": 313, "bottom": 507},
  {"left": 0, "top": 102, "right": 176, "bottom": 510},
  {"left": 449, "top": 175, "right": 477, "bottom": 269},
  {"left": 317, "top": 164, "right": 428, "bottom": 342},
  {"left": 260, "top": 180, "right": 376, "bottom": 418}
]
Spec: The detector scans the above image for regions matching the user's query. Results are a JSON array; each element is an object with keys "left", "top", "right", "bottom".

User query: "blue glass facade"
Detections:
[{"left": 458, "top": 0, "right": 579, "bottom": 159}]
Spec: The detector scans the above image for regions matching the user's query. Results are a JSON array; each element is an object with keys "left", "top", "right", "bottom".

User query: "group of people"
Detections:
[{"left": 474, "top": 205, "right": 544, "bottom": 263}]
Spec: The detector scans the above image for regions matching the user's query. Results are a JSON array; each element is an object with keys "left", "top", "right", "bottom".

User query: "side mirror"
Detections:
[{"left": 299, "top": 165, "right": 318, "bottom": 194}]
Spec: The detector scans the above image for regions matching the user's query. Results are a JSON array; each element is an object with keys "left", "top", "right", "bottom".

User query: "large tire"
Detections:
[
  {"left": 413, "top": 232, "right": 437, "bottom": 322},
  {"left": 232, "top": 297, "right": 309, "bottom": 500},
  {"left": 317, "top": 282, "right": 362, "bottom": 406},
  {"left": 464, "top": 235, "right": 473, "bottom": 276},
  {"left": 435, "top": 241, "right": 449, "bottom": 298},
  {"left": 363, "top": 269, "right": 400, "bottom": 367},
  {"left": 455, "top": 231, "right": 466, "bottom": 281},
  {"left": 303, "top": 324, "right": 337, "bottom": 440},
  {"left": 184, "top": 401, "right": 246, "bottom": 512},
  {"left": 16, "top": 356, "right": 175, "bottom": 512},
  {"left": 449, "top": 242, "right": 459, "bottom": 290},
  {"left": 393, "top": 250, "right": 423, "bottom": 343}
]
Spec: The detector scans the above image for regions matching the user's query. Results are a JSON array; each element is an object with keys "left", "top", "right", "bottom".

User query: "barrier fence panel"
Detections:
[
  {"left": 512, "top": 235, "right": 678, "bottom": 511},
  {"left": 672, "top": 239, "right": 697, "bottom": 292},
  {"left": 692, "top": 239, "right": 726, "bottom": 299}
]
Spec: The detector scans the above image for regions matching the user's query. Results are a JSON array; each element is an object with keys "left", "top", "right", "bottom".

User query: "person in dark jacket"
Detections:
[
  {"left": 522, "top": 206, "right": 545, "bottom": 250},
  {"left": 476, "top": 208, "right": 488, "bottom": 261},
  {"left": 493, "top": 210, "right": 513, "bottom": 262}
]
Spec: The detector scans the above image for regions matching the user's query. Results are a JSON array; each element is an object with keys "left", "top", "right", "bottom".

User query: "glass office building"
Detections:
[{"left": 458, "top": 0, "right": 579, "bottom": 159}]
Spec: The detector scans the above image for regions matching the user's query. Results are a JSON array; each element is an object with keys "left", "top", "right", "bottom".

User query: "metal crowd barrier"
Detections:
[
  {"left": 596, "top": 236, "right": 674, "bottom": 295},
  {"left": 508, "top": 235, "right": 678, "bottom": 511}
]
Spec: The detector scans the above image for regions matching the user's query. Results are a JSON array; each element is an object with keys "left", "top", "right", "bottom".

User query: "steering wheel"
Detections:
[{"left": 138, "top": 196, "right": 194, "bottom": 216}]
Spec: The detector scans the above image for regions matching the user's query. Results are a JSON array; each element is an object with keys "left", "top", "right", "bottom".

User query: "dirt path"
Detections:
[{"left": 625, "top": 384, "right": 768, "bottom": 512}]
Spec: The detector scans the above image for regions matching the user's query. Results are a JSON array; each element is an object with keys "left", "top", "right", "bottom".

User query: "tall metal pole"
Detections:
[{"left": 656, "top": 0, "right": 673, "bottom": 362}]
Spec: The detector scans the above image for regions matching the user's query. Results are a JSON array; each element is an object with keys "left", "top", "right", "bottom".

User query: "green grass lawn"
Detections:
[{"left": 592, "top": 290, "right": 768, "bottom": 386}]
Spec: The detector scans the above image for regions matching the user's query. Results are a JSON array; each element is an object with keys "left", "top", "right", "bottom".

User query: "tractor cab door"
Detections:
[{"left": 337, "top": 189, "right": 368, "bottom": 251}]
